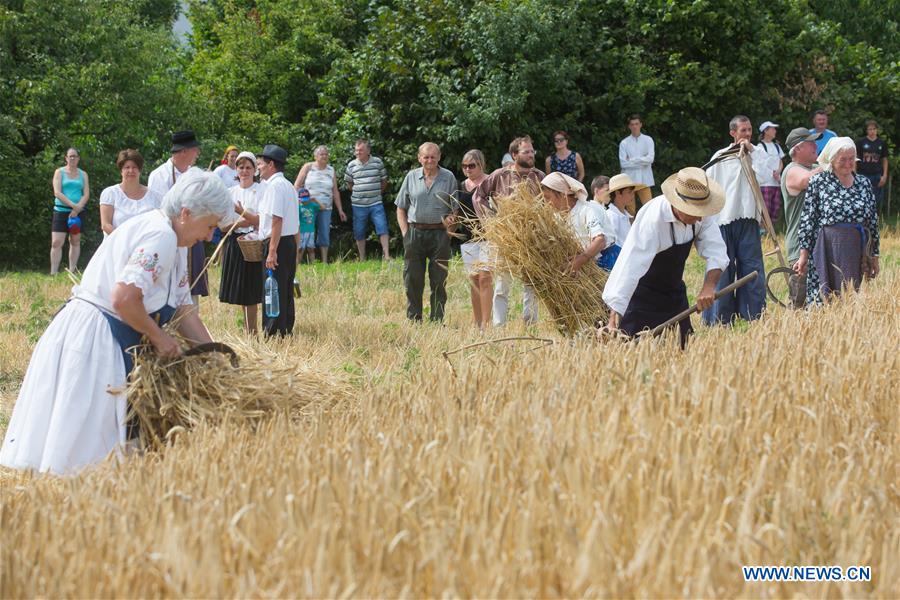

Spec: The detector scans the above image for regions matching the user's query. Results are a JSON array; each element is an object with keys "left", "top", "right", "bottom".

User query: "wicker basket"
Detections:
[{"left": 237, "top": 236, "right": 266, "bottom": 262}]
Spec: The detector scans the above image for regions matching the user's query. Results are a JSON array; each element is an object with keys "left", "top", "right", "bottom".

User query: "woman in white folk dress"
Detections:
[
  {"left": 99, "top": 149, "right": 162, "bottom": 235},
  {"left": 0, "top": 172, "right": 233, "bottom": 475}
]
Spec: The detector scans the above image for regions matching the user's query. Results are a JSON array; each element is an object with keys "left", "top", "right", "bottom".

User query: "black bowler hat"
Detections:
[
  {"left": 171, "top": 130, "right": 200, "bottom": 152},
  {"left": 259, "top": 144, "right": 288, "bottom": 164}
]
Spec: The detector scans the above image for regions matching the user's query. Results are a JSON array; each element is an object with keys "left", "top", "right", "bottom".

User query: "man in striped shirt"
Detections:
[{"left": 344, "top": 139, "right": 390, "bottom": 260}]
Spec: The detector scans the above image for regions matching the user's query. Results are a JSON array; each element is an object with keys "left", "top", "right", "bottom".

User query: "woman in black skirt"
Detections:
[{"left": 219, "top": 151, "right": 263, "bottom": 333}]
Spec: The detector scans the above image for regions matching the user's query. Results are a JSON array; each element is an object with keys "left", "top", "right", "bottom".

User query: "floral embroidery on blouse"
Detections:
[
  {"left": 127, "top": 248, "right": 162, "bottom": 282},
  {"left": 178, "top": 272, "right": 190, "bottom": 288}
]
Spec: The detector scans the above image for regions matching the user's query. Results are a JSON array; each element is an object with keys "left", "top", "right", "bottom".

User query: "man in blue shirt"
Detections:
[{"left": 809, "top": 109, "right": 837, "bottom": 155}]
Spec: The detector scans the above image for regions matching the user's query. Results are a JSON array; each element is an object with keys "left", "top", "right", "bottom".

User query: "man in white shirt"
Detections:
[
  {"left": 618, "top": 114, "right": 655, "bottom": 190},
  {"left": 147, "top": 130, "right": 207, "bottom": 307},
  {"left": 257, "top": 144, "right": 300, "bottom": 337},
  {"left": 604, "top": 167, "right": 728, "bottom": 348},
  {"left": 702, "top": 115, "right": 768, "bottom": 325}
]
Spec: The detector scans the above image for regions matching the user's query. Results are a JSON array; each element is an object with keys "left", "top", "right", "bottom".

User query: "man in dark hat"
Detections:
[
  {"left": 148, "top": 130, "right": 209, "bottom": 307},
  {"left": 256, "top": 144, "right": 299, "bottom": 337}
]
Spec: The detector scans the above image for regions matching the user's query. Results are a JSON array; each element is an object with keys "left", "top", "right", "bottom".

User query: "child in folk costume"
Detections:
[
  {"left": 540, "top": 172, "right": 615, "bottom": 274},
  {"left": 595, "top": 173, "right": 651, "bottom": 270},
  {"left": 603, "top": 167, "right": 729, "bottom": 348},
  {"left": 0, "top": 174, "right": 234, "bottom": 474}
]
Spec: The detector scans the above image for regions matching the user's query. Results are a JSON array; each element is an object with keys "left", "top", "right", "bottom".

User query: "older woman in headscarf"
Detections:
[
  {"left": 0, "top": 172, "right": 233, "bottom": 475},
  {"left": 794, "top": 137, "right": 880, "bottom": 304},
  {"left": 541, "top": 172, "right": 614, "bottom": 274}
]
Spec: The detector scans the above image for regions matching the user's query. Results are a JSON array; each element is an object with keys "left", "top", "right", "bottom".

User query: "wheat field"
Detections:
[{"left": 1, "top": 231, "right": 898, "bottom": 598}]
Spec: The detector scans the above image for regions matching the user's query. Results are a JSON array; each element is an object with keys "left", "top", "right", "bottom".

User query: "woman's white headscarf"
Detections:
[
  {"left": 817, "top": 136, "right": 857, "bottom": 172},
  {"left": 541, "top": 172, "right": 588, "bottom": 202}
]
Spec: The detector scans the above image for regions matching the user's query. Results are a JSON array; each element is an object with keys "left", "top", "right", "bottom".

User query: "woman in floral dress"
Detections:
[{"left": 794, "top": 137, "right": 880, "bottom": 304}]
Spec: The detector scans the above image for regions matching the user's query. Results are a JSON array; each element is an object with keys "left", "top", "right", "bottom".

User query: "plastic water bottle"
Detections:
[{"left": 264, "top": 269, "right": 280, "bottom": 318}]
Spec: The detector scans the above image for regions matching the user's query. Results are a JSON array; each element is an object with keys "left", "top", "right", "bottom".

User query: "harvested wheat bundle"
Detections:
[
  {"left": 125, "top": 335, "right": 353, "bottom": 449},
  {"left": 475, "top": 183, "right": 609, "bottom": 335}
]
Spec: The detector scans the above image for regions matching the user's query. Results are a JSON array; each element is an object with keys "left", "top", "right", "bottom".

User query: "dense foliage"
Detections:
[{"left": 1, "top": 0, "right": 898, "bottom": 267}]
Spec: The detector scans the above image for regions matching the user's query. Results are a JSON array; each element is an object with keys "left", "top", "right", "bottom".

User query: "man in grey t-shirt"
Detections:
[
  {"left": 344, "top": 139, "right": 390, "bottom": 260},
  {"left": 396, "top": 142, "right": 459, "bottom": 322}
]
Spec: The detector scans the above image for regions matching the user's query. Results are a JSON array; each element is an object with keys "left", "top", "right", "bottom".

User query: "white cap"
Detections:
[{"left": 758, "top": 120, "right": 779, "bottom": 133}]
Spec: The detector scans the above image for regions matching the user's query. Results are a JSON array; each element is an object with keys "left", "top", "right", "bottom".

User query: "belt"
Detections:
[{"left": 410, "top": 222, "right": 445, "bottom": 230}]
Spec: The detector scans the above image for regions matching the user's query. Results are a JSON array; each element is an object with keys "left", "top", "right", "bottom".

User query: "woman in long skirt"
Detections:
[
  {"left": 218, "top": 151, "right": 263, "bottom": 334},
  {"left": 0, "top": 173, "right": 233, "bottom": 475}
]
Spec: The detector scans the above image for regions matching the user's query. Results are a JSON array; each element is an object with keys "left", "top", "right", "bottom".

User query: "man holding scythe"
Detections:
[{"left": 603, "top": 167, "right": 729, "bottom": 347}]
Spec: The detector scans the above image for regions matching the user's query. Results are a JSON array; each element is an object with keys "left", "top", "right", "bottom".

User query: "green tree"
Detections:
[{"left": 0, "top": 0, "right": 199, "bottom": 268}]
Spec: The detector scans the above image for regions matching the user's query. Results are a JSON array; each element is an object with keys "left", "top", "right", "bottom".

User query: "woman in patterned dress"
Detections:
[
  {"left": 545, "top": 130, "right": 585, "bottom": 182},
  {"left": 794, "top": 137, "right": 880, "bottom": 304},
  {"left": 0, "top": 173, "right": 233, "bottom": 475}
]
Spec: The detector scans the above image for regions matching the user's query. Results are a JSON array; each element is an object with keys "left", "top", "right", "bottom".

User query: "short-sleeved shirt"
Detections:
[
  {"left": 810, "top": 128, "right": 837, "bottom": 155},
  {"left": 755, "top": 141, "right": 785, "bottom": 187},
  {"left": 567, "top": 199, "right": 612, "bottom": 250},
  {"left": 99, "top": 185, "right": 162, "bottom": 230},
  {"left": 214, "top": 164, "right": 239, "bottom": 188},
  {"left": 344, "top": 156, "right": 387, "bottom": 206},
  {"left": 395, "top": 167, "right": 459, "bottom": 224},
  {"left": 75, "top": 209, "right": 192, "bottom": 313},
  {"left": 298, "top": 200, "right": 320, "bottom": 233},
  {"left": 229, "top": 183, "right": 262, "bottom": 234},
  {"left": 856, "top": 137, "right": 887, "bottom": 176},
  {"left": 258, "top": 172, "right": 300, "bottom": 238}
]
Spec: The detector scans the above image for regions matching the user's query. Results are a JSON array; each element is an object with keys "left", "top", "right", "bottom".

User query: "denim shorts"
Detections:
[
  {"left": 352, "top": 203, "right": 389, "bottom": 240},
  {"left": 315, "top": 209, "right": 332, "bottom": 248},
  {"left": 299, "top": 231, "right": 316, "bottom": 249}
]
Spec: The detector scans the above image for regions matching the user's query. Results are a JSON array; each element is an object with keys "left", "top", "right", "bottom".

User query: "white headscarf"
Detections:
[
  {"left": 541, "top": 171, "right": 588, "bottom": 202},
  {"left": 817, "top": 136, "right": 857, "bottom": 172}
]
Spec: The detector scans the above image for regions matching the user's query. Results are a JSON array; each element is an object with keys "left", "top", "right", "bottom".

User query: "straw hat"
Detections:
[
  {"left": 596, "top": 173, "right": 651, "bottom": 205},
  {"left": 660, "top": 167, "right": 725, "bottom": 217}
]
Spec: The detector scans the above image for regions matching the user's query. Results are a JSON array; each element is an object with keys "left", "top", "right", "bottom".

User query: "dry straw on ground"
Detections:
[
  {"left": 475, "top": 183, "right": 609, "bottom": 335},
  {"left": 127, "top": 335, "right": 353, "bottom": 449},
  {"left": 1, "top": 233, "right": 899, "bottom": 598}
]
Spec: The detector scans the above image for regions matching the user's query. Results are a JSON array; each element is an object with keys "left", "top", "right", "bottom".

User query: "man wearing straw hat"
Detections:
[
  {"left": 148, "top": 130, "right": 208, "bottom": 308},
  {"left": 474, "top": 135, "right": 545, "bottom": 326},
  {"left": 702, "top": 115, "right": 769, "bottom": 325},
  {"left": 603, "top": 167, "right": 729, "bottom": 347},
  {"left": 257, "top": 144, "right": 299, "bottom": 337}
]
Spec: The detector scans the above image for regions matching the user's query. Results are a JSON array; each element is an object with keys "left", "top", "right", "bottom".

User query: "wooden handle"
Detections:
[{"left": 644, "top": 271, "right": 759, "bottom": 337}]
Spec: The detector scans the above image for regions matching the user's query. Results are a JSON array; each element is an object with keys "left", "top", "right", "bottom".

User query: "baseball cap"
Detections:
[{"left": 785, "top": 127, "right": 822, "bottom": 150}]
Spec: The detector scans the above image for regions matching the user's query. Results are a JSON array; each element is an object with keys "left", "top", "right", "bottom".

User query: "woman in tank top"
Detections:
[
  {"left": 544, "top": 130, "right": 585, "bottom": 182},
  {"left": 50, "top": 147, "right": 90, "bottom": 274},
  {"left": 294, "top": 145, "right": 347, "bottom": 263}
]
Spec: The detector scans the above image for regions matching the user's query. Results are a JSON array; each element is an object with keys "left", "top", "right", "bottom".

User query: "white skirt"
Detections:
[{"left": 0, "top": 300, "right": 127, "bottom": 475}]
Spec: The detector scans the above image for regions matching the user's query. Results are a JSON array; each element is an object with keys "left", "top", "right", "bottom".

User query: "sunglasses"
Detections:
[
  {"left": 554, "top": 138, "right": 566, "bottom": 143},
  {"left": 461, "top": 163, "right": 477, "bottom": 169}
]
